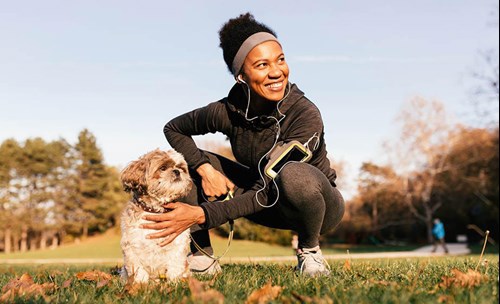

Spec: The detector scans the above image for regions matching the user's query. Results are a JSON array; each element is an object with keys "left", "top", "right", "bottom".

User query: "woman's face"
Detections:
[{"left": 240, "top": 40, "right": 289, "bottom": 102}]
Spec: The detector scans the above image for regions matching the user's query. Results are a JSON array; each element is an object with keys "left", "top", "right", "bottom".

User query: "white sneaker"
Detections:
[
  {"left": 296, "top": 246, "right": 330, "bottom": 276},
  {"left": 187, "top": 253, "right": 222, "bottom": 275}
]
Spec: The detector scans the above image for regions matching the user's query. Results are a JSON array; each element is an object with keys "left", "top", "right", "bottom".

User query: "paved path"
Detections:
[
  {"left": 0, "top": 243, "right": 470, "bottom": 265},
  {"left": 225, "top": 243, "right": 470, "bottom": 263}
]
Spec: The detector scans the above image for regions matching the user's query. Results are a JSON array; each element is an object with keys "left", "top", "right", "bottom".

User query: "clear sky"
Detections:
[{"left": 1, "top": 0, "right": 498, "bottom": 197}]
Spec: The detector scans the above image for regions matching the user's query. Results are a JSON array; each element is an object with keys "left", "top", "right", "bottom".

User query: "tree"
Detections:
[
  {"left": 6, "top": 138, "right": 70, "bottom": 251},
  {"left": 68, "top": 129, "right": 128, "bottom": 238},
  {"left": 469, "top": 49, "right": 499, "bottom": 126},
  {"left": 436, "top": 126, "right": 499, "bottom": 241},
  {"left": 0, "top": 131, "right": 129, "bottom": 252},
  {"left": 73, "top": 129, "right": 111, "bottom": 238},
  {"left": 354, "top": 162, "right": 411, "bottom": 240},
  {"left": 384, "top": 97, "right": 457, "bottom": 243},
  {"left": 468, "top": 5, "right": 499, "bottom": 127},
  {"left": 0, "top": 139, "right": 22, "bottom": 253}
]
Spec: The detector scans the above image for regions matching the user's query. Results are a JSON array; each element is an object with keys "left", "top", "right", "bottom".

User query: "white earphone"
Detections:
[{"left": 237, "top": 74, "right": 246, "bottom": 84}]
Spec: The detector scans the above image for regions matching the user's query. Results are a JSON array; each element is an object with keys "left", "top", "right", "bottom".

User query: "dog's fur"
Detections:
[{"left": 120, "top": 149, "right": 192, "bottom": 283}]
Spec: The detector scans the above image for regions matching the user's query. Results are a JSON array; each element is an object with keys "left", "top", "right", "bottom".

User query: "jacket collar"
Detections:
[{"left": 225, "top": 82, "right": 304, "bottom": 128}]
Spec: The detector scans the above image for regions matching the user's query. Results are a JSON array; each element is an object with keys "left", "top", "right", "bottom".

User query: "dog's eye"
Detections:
[{"left": 160, "top": 166, "right": 168, "bottom": 171}]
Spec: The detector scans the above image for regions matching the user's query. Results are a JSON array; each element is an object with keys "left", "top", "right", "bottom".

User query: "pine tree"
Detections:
[{"left": 0, "top": 139, "right": 22, "bottom": 253}]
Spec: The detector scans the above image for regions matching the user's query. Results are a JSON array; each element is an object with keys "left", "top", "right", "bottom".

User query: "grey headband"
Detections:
[{"left": 231, "top": 32, "right": 280, "bottom": 77}]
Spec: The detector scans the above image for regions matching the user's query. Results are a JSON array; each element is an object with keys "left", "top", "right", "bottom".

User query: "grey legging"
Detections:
[{"left": 186, "top": 152, "right": 345, "bottom": 251}]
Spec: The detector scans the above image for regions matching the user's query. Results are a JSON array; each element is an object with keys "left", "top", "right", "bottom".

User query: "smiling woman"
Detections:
[
  {"left": 141, "top": 12, "right": 345, "bottom": 278},
  {"left": 240, "top": 40, "right": 290, "bottom": 107}
]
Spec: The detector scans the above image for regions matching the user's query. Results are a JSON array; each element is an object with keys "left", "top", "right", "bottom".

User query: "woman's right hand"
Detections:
[{"left": 196, "top": 163, "right": 235, "bottom": 198}]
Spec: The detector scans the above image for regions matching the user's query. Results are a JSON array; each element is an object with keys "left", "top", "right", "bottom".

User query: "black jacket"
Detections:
[{"left": 164, "top": 83, "right": 337, "bottom": 228}]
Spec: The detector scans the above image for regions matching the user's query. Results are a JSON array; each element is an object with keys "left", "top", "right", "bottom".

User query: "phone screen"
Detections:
[{"left": 271, "top": 145, "right": 310, "bottom": 173}]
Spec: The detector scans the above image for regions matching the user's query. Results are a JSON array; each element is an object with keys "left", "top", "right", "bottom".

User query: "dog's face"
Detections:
[{"left": 120, "top": 149, "right": 192, "bottom": 204}]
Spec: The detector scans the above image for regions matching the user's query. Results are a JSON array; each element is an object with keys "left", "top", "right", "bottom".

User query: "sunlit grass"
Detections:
[
  {"left": 0, "top": 230, "right": 427, "bottom": 261},
  {"left": 0, "top": 255, "right": 498, "bottom": 303}
]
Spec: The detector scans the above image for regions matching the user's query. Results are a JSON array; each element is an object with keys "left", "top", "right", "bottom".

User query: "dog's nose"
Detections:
[{"left": 173, "top": 169, "right": 180, "bottom": 177}]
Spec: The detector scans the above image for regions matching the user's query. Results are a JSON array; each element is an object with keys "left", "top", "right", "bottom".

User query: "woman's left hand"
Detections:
[{"left": 141, "top": 202, "right": 205, "bottom": 247}]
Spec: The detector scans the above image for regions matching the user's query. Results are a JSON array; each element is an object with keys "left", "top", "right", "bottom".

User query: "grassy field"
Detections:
[
  {"left": 0, "top": 231, "right": 297, "bottom": 260},
  {"left": 0, "top": 255, "right": 498, "bottom": 303},
  {"left": 0, "top": 230, "right": 427, "bottom": 261},
  {"left": 1, "top": 232, "right": 498, "bottom": 303}
]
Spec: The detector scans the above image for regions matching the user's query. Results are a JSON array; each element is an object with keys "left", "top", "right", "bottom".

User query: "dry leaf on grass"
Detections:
[
  {"left": 245, "top": 281, "right": 283, "bottom": 304},
  {"left": 0, "top": 273, "right": 55, "bottom": 303},
  {"left": 440, "top": 268, "right": 485, "bottom": 288},
  {"left": 343, "top": 259, "right": 352, "bottom": 271},
  {"left": 123, "top": 282, "right": 148, "bottom": 296},
  {"left": 366, "top": 278, "right": 396, "bottom": 287},
  {"left": 61, "top": 279, "right": 73, "bottom": 289},
  {"left": 49, "top": 270, "right": 64, "bottom": 277},
  {"left": 75, "top": 270, "right": 112, "bottom": 282},
  {"left": 187, "top": 276, "right": 224, "bottom": 304},
  {"left": 96, "top": 279, "right": 111, "bottom": 289}
]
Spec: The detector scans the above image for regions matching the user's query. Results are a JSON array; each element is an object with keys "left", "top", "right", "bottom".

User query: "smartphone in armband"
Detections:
[{"left": 264, "top": 140, "right": 312, "bottom": 179}]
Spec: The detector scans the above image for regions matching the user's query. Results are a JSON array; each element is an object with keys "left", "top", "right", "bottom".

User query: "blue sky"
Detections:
[{"left": 1, "top": 0, "right": 498, "bottom": 196}]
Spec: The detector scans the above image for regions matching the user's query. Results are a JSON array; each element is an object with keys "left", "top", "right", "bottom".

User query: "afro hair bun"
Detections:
[{"left": 219, "top": 12, "right": 277, "bottom": 74}]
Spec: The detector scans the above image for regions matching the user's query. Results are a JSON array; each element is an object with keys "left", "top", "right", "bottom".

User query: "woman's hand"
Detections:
[
  {"left": 197, "top": 163, "right": 235, "bottom": 198},
  {"left": 141, "top": 203, "right": 205, "bottom": 247}
]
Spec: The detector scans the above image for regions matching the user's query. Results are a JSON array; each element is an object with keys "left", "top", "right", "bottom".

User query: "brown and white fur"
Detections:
[{"left": 119, "top": 149, "right": 192, "bottom": 283}]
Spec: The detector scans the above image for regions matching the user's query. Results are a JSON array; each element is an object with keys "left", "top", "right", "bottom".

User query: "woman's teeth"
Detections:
[{"left": 267, "top": 82, "right": 282, "bottom": 89}]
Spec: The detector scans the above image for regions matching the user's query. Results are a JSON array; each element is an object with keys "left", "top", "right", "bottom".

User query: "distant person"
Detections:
[
  {"left": 431, "top": 218, "right": 449, "bottom": 254},
  {"left": 140, "top": 12, "right": 345, "bottom": 277}
]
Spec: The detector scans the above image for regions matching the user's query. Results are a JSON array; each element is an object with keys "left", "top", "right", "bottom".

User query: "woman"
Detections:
[{"left": 141, "top": 13, "right": 345, "bottom": 277}]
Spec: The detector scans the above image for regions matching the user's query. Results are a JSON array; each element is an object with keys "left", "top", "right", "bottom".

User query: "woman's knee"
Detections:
[
  {"left": 276, "top": 163, "right": 324, "bottom": 196},
  {"left": 275, "top": 163, "right": 327, "bottom": 207}
]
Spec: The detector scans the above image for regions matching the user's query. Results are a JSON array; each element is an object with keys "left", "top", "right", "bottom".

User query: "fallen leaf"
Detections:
[
  {"left": 123, "top": 282, "right": 147, "bottom": 296},
  {"left": 75, "top": 270, "right": 112, "bottom": 282},
  {"left": 188, "top": 276, "right": 224, "bottom": 304},
  {"left": 96, "top": 279, "right": 110, "bottom": 289},
  {"left": 439, "top": 268, "right": 485, "bottom": 289},
  {"left": 343, "top": 259, "right": 352, "bottom": 271},
  {"left": 245, "top": 281, "right": 283, "bottom": 304},
  {"left": 0, "top": 290, "right": 14, "bottom": 302},
  {"left": 0, "top": 273, "right": 55, "bottom": 302},
  {"left": 61, "top": 279, "right": 72, "bottom": 289},
  {"left": 50, "top": 270, "right": 64, "bottom": 277}
]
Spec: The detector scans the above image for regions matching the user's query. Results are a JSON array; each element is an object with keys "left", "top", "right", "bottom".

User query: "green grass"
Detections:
[
  {"left": 0, "top": 255, "right": 498, "bottom": 303},
  {"left": 0, "top": 231, "right": 425, "bottom": 260},
  {"left": 0, "top": 231, "right": 297, "bottom": 260}
]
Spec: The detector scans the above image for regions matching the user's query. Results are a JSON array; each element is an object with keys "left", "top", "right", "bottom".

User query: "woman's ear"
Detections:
[{"left": 237, "top": 74, "right": 246, "bottom": 84}]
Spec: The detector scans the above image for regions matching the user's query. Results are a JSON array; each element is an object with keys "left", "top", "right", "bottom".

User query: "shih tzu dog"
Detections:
[{"left": 119, "top": 149, "right": 192, "bottom": 283}]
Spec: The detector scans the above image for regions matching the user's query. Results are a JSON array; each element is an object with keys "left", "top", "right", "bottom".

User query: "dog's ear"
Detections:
[{"left": 120, "top": 157, "right": 148, "bottom": 194}]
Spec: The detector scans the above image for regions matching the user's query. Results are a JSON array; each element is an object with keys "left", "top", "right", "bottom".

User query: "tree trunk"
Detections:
[
  {"left": 20, "top": 225, "right": 28, "bottom": 252},
  {"left": 82, "top": 222, "right": 88, "bottom": 240},
  {"left": 50, "top": 233, "right": 58, "bottom": 249},
  {"left": 40, "top": 230, "right": 47, "bottom": 250},
  {"left": 29, "top": 235, "right": 38, "bottom": 251},
  {"left": 371, "top": 201, "right": 379, "bottom": 237},
  {"left": 426, "top": 212, "right": 434, "bottom": 243},
  {"left": 12, "top": 233, "right": 19, "bottom": 252},
  {"left": 4, "top": 228, "right": 12, "bottom": 254}
]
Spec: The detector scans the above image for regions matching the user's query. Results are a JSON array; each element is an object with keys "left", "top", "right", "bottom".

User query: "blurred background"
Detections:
[{"left": 0, "top": 0, "right": 498, "bottom": 254}]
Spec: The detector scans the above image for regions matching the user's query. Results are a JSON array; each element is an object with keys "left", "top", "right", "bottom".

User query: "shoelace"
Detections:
[
  {"left": 188, "top": 255, "right": 219, "bottom": 274},
  {"left": 298, "top": 250, "right": 331, "bottom": 274}
]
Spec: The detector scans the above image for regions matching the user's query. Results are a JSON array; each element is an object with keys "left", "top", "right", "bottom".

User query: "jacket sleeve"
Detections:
[
  {"left": 199, "top": 190, "right": 261, "bottom": 229},
  {"left": 164, "top": 100, "right": 228, "bottom": 170},
  {"left": 284, "top": 101, "right": 337, "bottom": 185}
]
